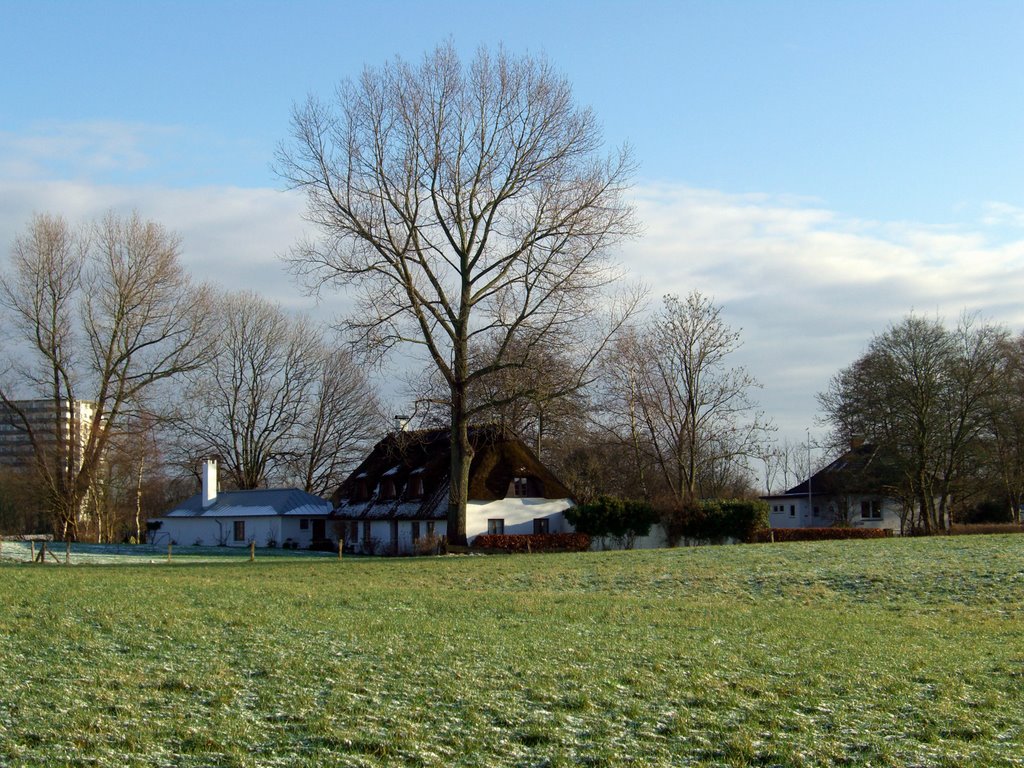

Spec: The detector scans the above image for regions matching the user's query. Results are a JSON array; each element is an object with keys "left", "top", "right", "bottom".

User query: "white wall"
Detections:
[
  {"left": 334, "top": 498, "right": 573, "bottom": 555},
  {"left": 340, "top": 519, "right": 444, "bottom": 555},
  {"left": 153, "top": 515, "right": 335, "bottom": 548},
  {"left": 767, "top": 495, "right": 902, "bottom": 531},
  {"left": 465, "top": 497, "right": 573, "bottom": 540},
  {"left": 589, "top": 523, "right": 670, "bottom": 550}
]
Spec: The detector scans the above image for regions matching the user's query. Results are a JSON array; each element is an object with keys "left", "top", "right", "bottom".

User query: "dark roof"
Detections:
[
  {"left": 332, "top": 424, "right": 572, "bottom": 521},
  {"left": 163, "top": 488, "right": 331, "bottom": 518},
  {"left": 765, "top": 443, "right": 897, "bottom": 499}
]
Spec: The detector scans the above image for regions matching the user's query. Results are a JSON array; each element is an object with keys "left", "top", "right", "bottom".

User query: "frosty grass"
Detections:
[{"left": 1, "top": 535, "right": 1022, "bottom": 766}]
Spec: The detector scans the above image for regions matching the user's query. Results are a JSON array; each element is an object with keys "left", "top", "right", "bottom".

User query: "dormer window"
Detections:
[
  {"left": 353, "top": 480, "right": 368, "bottom": 501},
  {"left": 409, "top": 474, "right": 424, "bottom": 497},
  {"left": 381, "top": 466, "right": 401, "bottom": 499},
  {"left": 353, "top": 472, "right": 369, "bottom": 502},
  {"left": 512, "top": 476, "right": 530, "bottom": 497}
]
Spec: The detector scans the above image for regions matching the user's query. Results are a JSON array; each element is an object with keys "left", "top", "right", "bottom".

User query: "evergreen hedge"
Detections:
[{"left": 675, "top": 499, "right": 770, "bottom": 544}]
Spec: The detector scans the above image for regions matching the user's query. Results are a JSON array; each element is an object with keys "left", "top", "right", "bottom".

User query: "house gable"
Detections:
[
  {"left": 332, "top": 424, "right": 572, "bottom": 522},
  {"left": 764, "top": 442, "right": 905, "bottom": 530}
]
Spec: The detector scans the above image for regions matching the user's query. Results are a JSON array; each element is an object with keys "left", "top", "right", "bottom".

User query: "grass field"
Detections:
[{"left": 0, "top": 536, "right": 1022, "bottom": 767}]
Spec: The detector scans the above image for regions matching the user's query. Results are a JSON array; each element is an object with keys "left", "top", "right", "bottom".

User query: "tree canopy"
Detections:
[
  {"left": 278, "top": 44, "right": 637, "bottom": 543},
  {"left": 819, "top": 313, "right": 1009, "bottom": 532}
]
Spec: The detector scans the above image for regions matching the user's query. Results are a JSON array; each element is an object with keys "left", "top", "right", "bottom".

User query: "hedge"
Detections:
[
  {"left": 754, "top": 527, "right": 892, "bottom": 543},
  {"left": 471, "top": 533, "right": 591, "bottom": 553},
  {"left": 564, "top": 496, "right": 658, "bottom": 539},
  {"left": 949, "top": 523, "right": 1024, "bottom": 536},
  {"left": 668, "top": 499, "right": 769, "bottom": 544}
]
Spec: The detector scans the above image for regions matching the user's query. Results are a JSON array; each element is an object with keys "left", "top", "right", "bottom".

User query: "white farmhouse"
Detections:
[
  {"left": 332, "top": 425, "right": 575, "bottom": 554},
  {"left": 150, "top": 459, "right": 334, "bottom": 548},
  {"left": 764, "top": 441, "right": 904, "bottom": 533}
]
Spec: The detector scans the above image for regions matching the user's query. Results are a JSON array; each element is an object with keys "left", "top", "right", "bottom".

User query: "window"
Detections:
[
  {"left": 789, "top": 505, "right": 796, "bottom": 517},
  {"left": 233, "top": 521, "right": 245, "bottom": 542},
  {"left": 426, "top": 521, "right": 435, "bottom": 536},
  {"left": 382, "top": 479, "right": 396, "bottom": 499},
  {"left": 363, "top": 521, "right": 372, "bottom": 541},
  {"left": 513, "top": 477, "right": 530, "bottom": 497},
  {"left": 533, "top": 518, "right": 549, "bottom": 534},
  {"left": 861, "top": 500, "right": 882, "bottom": 519},
  {"left": 812, "top": 506, "right": 820, "bottom": 517},
  {"left": 299, "top": 518, "right": 309, "bottom": 530},
  {"left": 409, "top": 475, "right": 424, "bottom": 497},
  {"left": 411, "top": 521, "right": 420, "bottom": 541},
  {"left": 349, "top": 521, "right": 359, "bottom": 541},
  {"left": 487, "top": 519, "right": 505, "bottom": 535}
]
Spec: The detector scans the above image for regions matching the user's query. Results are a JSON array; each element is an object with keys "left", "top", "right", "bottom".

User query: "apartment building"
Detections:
[{"left": 0, "top": 398, "right": 99, "bottom": 476}]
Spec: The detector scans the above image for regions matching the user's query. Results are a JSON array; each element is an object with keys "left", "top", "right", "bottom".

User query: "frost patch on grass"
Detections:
[
  {"left": 0, "top": 540, "right": 337, "bottom": 565},
  {"left": 1, "top": 536, "right": 1022, "bottom": 765}
]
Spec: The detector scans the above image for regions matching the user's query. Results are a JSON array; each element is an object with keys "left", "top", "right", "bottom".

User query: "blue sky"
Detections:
[{"left": 3, "top": 1, "right": 1024, "bottom": 444}]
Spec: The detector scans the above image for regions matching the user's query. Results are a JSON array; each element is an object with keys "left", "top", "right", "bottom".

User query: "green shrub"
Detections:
[
  {"left": 564, "top": 495, "right": 658, "bottom": 540},
  {"left": 675, "top": 499, "right": 769, "bottom": 543}
]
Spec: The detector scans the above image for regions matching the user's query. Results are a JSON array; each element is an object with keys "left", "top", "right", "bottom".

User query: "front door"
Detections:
[{"left": 312, "top": 519, "right": 326, "bottom": 541}]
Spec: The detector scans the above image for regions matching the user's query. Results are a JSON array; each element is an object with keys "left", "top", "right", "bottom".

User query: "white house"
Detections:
[
  {"left": 764, "top": 442, "right": 904, "bottom": 532},
  {"left": 332, "top": 425, "right": 575, "bottom": 554},
  {"left": 150, "top": 459, "right": 334, "bottom": 548}
]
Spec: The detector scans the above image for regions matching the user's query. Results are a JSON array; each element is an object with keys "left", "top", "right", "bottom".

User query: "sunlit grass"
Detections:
[{"left": 1, "top": 536, "right": 1022, "bottom": 766}]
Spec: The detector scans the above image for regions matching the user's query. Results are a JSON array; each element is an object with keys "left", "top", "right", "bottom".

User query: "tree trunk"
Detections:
[
  {"left": 135, "top": 456, "right": 146, "bottom": 543},
  {"left": 447, "top": 381, "right": 472, "bottom": 546}
]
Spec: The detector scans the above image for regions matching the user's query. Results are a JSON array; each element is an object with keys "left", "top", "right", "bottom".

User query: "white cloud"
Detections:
[
  {"left": 0, "top": 178, "right": 335, "bottom": 317},
  {"left": 623, "top": 184, "right": 1024, "bottom": 441},
  {"left": 5, "top": 167, "right": 1024, "bottom": 443},
  {"left": 981, "top": 201, "right": 1024, "bottom": 229},
  {"left": 0, "top": 120, "right": 176, "bottom": 180}
]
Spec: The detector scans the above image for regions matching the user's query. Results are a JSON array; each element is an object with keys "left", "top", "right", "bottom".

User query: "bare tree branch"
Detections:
[{"left": 277, "top": 44, "right": 637, "bottom": 543}]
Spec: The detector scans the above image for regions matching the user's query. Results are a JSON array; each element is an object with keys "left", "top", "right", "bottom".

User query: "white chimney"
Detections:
[
  {"left": 201, "top": 458, "right": 218, "bottom": 508},
  {"left": 394, "top": 414, "right": 410, "bottom": 432}
]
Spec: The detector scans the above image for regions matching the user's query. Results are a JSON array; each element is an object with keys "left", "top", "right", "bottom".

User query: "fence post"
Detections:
[
  {"left": 167, "top": 542, "right": 172, "bottom": 563},
  {"left": 66, "top": 540, "right": 71, "bottom": 565},
  {"left": 338, "top": 538, "right": 343, "bottom": 560},
  {"left": 40, "top": 541, "right": 47, "bottom": 565},
  {"left": 30, "top": 539, "right": 35, "bottom": 563},
  {"left": 250, "top": 541, "right": 255, "bottom": 562}
]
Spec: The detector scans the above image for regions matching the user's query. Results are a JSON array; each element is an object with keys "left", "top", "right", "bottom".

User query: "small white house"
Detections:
[
  {"left": 764, "top": 442, "right": 903, "bottom": 532},
  {"left": 332, "top": 425, "right": 575, "bottom": 554},
  {"left": 150, "top": 459, "right": 334, "bottom": 548}
]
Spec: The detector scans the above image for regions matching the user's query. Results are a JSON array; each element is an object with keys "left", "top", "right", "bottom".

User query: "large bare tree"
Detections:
[
  {"left": 599, "top": 292, "right": 771, "bottom": 508},
  {"left": 174, "top": 291, "right": 382, "bottom": 494},
  {"left": 0, "top": 212, "right": 211, "bottom": 539},
  {"left": 819, "top": 313, "right": 1008, "bottom": 533},
  {"left": 406, "top": 333, "right": 593, "bottom": 461},
  {"left": 983, "top": 333, "right": 1024, "bottom": 523},
  {"left": 278, "top": 44, "right": 637, "bottom": 543}
]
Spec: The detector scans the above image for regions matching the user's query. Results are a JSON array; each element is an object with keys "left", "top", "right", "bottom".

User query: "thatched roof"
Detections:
[{"left": 332, "top": 425, "right": 572, "bottom": 521}]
